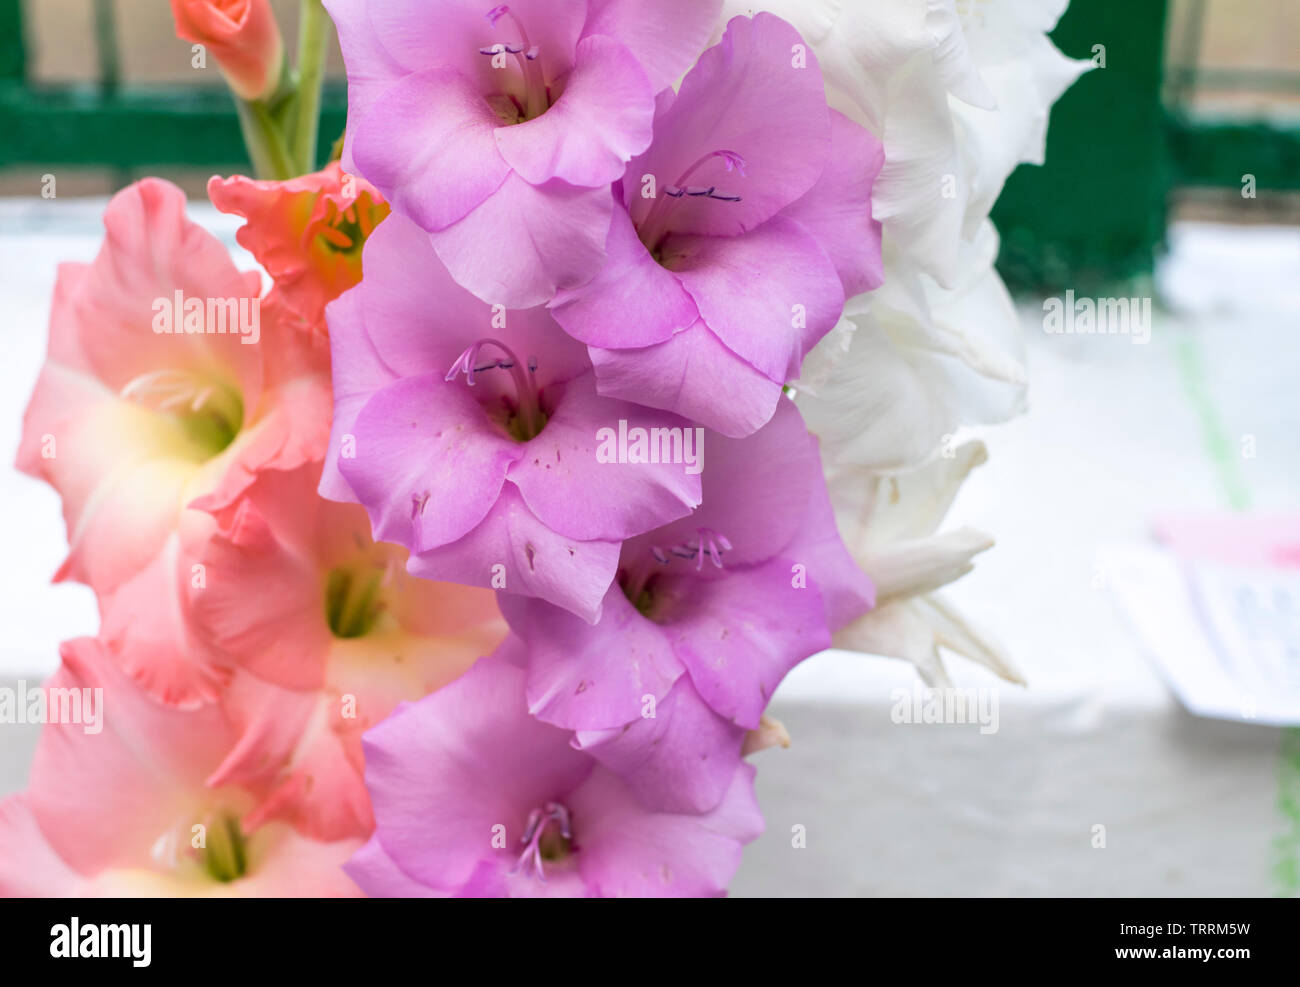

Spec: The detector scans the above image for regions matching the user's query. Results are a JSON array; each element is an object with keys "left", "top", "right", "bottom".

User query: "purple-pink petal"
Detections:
[
  {"left": 782, "top": 109, "right": 886, "bottom": 298},
  {"left": 358, "top": 655, "right": 593, "bottom": 894},
  {"left": 663, "top": 557, "right": 832, "bottom": 729},
  {"left": 667, "top": 215, "right": 845, "bottom": 383},
  {"left": 627, "top": 13, "right": 831, "bottom": 239},
  {"left": 507, "top": 373, "right": 701, "bottom": 542},
  {"left": 341, "top": 373, "right": 519, "bottom": 552},
  {"left": 549, "top": 201, "right": 699, "bottom": 348},
  {"left": 574, "top": 674, "right": 746, "bottom": 814},
  {"left": 494, "top": 35, "right": 655, "bottom": 188},
  {"left": 583, "top": 0, "right": 723, "bottom": 93},
  {"left": 508, "top": 587, "right": 683, "bottom": 731},
  {"left": 409, "top": 487, "right": 620, "bottom": 624},
  {"left": 352, "top": 68, "right": 510, "bottom": 232},
  {"left": 570, "top": 761, "right": 762, "bottom": 897},
  {"left": 428, "top": 173, "right": 612, "bottom": 308},
  {"left": 588, "top": 323, "right": 783, "bottom": 438}
]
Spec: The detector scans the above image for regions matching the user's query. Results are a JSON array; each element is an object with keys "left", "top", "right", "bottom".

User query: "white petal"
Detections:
[
  {"left": 862, "top": 526, "right": 994, "bottom": 602},
  {"left": 798, "top": 226, "right": 1025, "bottom": 471},
  {"left": 954, "top": 38, "right": 1093, "bottom": 237},
  {"left": 834, "top": 599, "right": 952, "bottom": 687},
  {"left": 825, "top": 439, "right": 988, "bottom": 553},
  {"left": 913, "top": 593, "right": 1024, "bottom": 684}
]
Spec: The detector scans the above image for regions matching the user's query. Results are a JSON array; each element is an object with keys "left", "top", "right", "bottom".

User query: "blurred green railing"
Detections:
[
  {"left": 0, "top": 0, "right": 345, "bottom": 172},
  {"left": 1, "top": 0, "right": 1297, "bottom": 291},
  {"left": 993, "top": 0, "right": 1300, "bottom": 292}
]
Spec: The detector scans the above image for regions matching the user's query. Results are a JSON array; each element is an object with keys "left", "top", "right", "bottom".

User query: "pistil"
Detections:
[
  {"left": 445, "top": 337, "right": 545, "bottom": 440},
  {"left": 512, "top": 802, "right": 573, "bottom": 881},
  {"left": 639, "top": 150, "right": 747, "bottom": 253},
  {"left": 480, "top": 5, "right": 548, "bottom": 120}
]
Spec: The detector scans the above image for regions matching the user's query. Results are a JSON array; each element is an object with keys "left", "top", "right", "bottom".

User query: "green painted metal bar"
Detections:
[
  {"left": 1167, "top": 115, "right": 1300, "bottom": 190},
  {"left": 0, "top": 0, "right": 25, "bottom": 83},
  {"left": 93, "top": 0, "right": 120, "bottom": 98},
  {"left": 1165, "top": 0, "right": 1205, "bottom": 109},
  {"left": 991, "top": 0, "right": 1171, "bottom": 292},
  {"left": 1168, "top": 67, "right": 1300, "bottom": 93},
  {"left": 0, "top": 83, "right": 348, "bottom": 171}
]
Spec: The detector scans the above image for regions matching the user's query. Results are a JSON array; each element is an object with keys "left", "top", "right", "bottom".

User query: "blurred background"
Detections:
[{"left": 0, "top": 0, "right": 1297, "bottom": 896}]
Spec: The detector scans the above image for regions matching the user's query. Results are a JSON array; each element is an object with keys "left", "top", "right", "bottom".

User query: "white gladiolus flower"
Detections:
[
  {"left": 723, "top": 0, "right": 1087, "bottom": 466},
  {"left": 828, "top": 440, "right": 1022, "bottom": 686},
  {"left": 716, "top": 2, "right": 1085, "bottom": 679},
  {"left": 797, "top": 221, "right": 1026, "bottom": 471}
]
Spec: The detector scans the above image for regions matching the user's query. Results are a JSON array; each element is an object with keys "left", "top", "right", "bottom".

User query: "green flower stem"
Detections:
[
  {"left": 235, "top": 95, "right": 295, "bottom": 180},
  {"left": 290, "top": 0, "right": 329, "bottom": 175}
]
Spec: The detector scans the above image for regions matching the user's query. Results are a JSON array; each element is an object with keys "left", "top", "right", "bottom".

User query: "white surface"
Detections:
[
  {"left": 1, "top": 200, "right": 1297, "bottom": 896},
  {"left": 1102, "top": 547, "right": 1300, "bottom": 726}
]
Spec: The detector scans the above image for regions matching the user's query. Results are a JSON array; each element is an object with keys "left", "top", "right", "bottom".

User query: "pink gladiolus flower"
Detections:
[
  {"left": 186, "top": 465, "right": 507, "bottom": 841},
  {"left": 170, "top": 0, "right": 286, "bottom": 101},
  {"left": 322, "top": 212, "right": 702, "bottom": 623},
  {"left": 550, "top": 13, "right": 885, "bottom": 437},
  {"left": 503, "top": 397, "right": 874, "bottom": 812},
  {"left": 15, "top": 179, "right": 331, "bottom": 707},
  {"left": 346, "top": 650, "right": 764, "bottom": 897},
  {"left": 325, "top": 0, "right": 723, "bottom": 306},
  {"left": 208, "top": 162, "right": 390, "bottom": 335},
  {"left": 0, "top": 639, "right": 363, "bottom": 897}
]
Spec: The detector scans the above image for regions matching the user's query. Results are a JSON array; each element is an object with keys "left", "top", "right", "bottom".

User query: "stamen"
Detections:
[
  {"left": 639, "top": 151, "right": 747, "bottom": 252},
  {"left": 480, "top": 5, "right": 547, "bottom": 119},
  {"left": 120, "top": 368, "right": 243, "bottom": 456},
  {"left": 444, "top": 337, "right": 545, "bottom": 440},
  {"left": 654, "top": 527, "right": 733, "bottom": 570},
  {"left": 510, "top": 801, "right": 572, "bottom": 882},
  {"left": 663, "top": 184, "right": 743, "bottom": 202}
]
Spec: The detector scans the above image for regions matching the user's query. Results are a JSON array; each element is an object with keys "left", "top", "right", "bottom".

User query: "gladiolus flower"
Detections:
[
  {"left": 548, "top": 14, "right": 884, "bottom": 437},
  {"left": 186, "top": 465, "right": 507, "bottom": 840},
  {"left": 503, "top": 397, "right": 874, "bottom": 812},
  {"left": 170, "top": 0, "right": 286, "bottom": 101},
  {"left": 15, "top": 179, "right": 331, "bottom": 706},
  {"left": 322, "top": 212, "right": 702, "bottom": 623},
  {"left": 326, "top": 0, "right": 724, "bottom": 306},
  {"left": 346, "top": 650, "right": 763, "bottom": 897},
  {"left": 208, "top": 162, "right": 390, "bottom": 334},
  {"left": 0, "top": 639, "right": 362, "bottom": 897}
]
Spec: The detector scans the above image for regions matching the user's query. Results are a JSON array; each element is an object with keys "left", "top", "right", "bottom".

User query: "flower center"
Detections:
[
  {"left": 512, "top": 802, "right": 573, "bottom": 881},
  {"left": 479, "top": 4, "right": 549, "bottom": 122},
  {"left": 310, "top": 191, "right": 386, "bottom": 257},
  {"left": 621, "top": 528, "right": 733, "bottom": 618},
  {"left": 639, "top": 150, "right": 747, "bottom": 255},
  {"left": 325, "top": 564, "right": 387, "bottom": 638},
  {"left": 652, "top": 526, "right": 732, "bottom": 571},
  {"left": 120, "top": 369, "right": 244, "bottom": 460},
  {"left": 445, "top": 337, "right": 547, "bottom": 441},
  {"left": 201, "top": 813, "right": 249, "bottom": 883}
]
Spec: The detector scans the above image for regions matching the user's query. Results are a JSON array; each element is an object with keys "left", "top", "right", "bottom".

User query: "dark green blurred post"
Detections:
[
  {"left": 0, "top": 0, "right": 24, "bottom": 83},
  {"left": 992, "top": 0, "right": 1170, "bottom": 292}
]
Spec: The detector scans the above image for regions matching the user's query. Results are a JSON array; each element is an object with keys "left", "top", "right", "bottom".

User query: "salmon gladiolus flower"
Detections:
[{"left": 170, "top": 0, "right": 286, "bottom": 101}]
